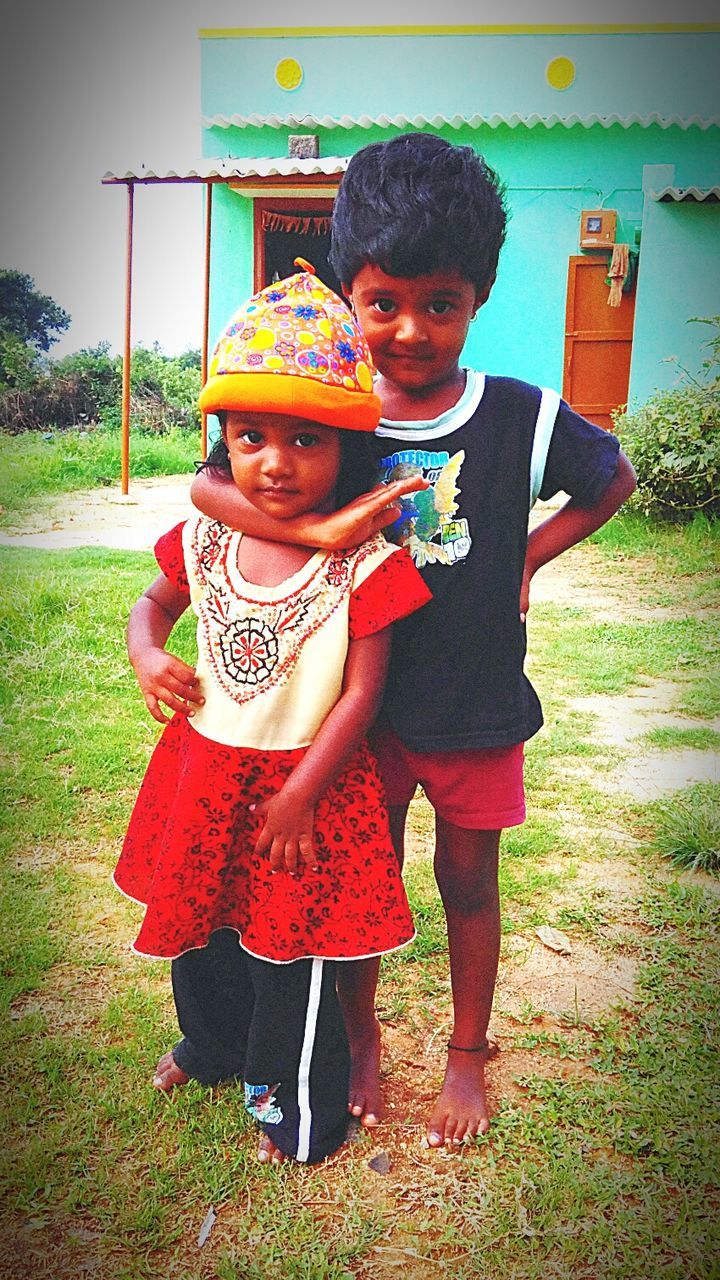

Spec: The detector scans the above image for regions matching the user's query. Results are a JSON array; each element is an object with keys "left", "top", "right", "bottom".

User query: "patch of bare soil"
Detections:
[
  {"left": 497, "top": 935, "right": 638, "bottom": 1019},
  {"left": 0, "top": 474, "right": 194, "bottom": 551},
  {"left": 566, "top": 680, "right": 720, "bottom": 798},
  {"left": 606, "top": 746, "right": 719, "bottom": 798},
  {"left": 569, "top": 679, "right": 713, "bottom": 748}
]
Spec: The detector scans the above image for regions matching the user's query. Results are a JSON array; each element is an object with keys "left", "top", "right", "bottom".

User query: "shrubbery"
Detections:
[
  {"left": 0, "top": 341, "right": 201, "bottom": 435},
  {"left": 615, "top": 318, "right": 720, "bottom": 521}
]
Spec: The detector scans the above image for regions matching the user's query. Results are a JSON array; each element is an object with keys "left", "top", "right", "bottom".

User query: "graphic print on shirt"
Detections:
[
  {"left": 377, "top": 448, "right": 471, "bottom": 568},
  {"left": 245, "top": 1081, "right": 284, "bottom": 1125}
]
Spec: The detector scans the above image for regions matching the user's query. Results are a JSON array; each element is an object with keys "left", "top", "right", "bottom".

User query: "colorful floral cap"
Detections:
[{"left": 199, "top": 259, "right": 380, "bottom": 431}]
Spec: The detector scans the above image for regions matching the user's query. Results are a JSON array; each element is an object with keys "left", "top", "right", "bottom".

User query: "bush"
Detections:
[
  {"left": 614, "top": 318, "right": 720, "bottom": 521},
  {"left": 0, "top": 370, "right": 103, "bottom": 433},
  {"left": 130, "top": 343, "right": 201, "bottom": 423},
  {"left": 0, "top": 342, "right": 202, "bottom": 435},
  {"left": 52, "top": 342, "right": 122, "bottom": 412}
]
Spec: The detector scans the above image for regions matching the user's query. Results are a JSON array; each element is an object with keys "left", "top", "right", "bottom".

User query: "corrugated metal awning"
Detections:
[
  {"left": 202, "top": 110, "right": 720, "bottom": 132},
  {"left": 101, "top": 156, "right": 349, "bottom": 184},
  {"left": 651, "top": 185, "right": 720, "bottom": 201}
]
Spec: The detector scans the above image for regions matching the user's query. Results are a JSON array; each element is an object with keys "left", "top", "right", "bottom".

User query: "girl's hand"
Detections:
[
  {"left": 132, "top": 645, "right": 204, "bottom": 725},
  {"left": 252, "top": 787, "right": 318, "bottom": 875},
  {"left": 302, "top": 475, "right": 430, "bottom": 551}
]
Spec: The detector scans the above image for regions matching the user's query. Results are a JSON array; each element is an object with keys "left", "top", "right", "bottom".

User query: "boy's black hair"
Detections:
[
  {"left": 329, "top": 132, "right": 508, "bottom": 295},
  {"left": 198, "top": 413, "right": 379, "bottom": 510}
]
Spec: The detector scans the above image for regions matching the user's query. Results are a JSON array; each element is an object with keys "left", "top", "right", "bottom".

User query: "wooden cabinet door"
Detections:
[{"left": 563, "top": 255, "right": 635, "bottom": 431}]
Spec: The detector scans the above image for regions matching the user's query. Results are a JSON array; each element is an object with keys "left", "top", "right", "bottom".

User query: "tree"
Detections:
[{"left": 0, "top": 270, "right": 70, "bottom": 387}]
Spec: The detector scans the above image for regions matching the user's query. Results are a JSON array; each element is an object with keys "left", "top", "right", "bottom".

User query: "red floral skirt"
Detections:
[{"left": 114, "top": 715, "right": 414, "bottom": 962}]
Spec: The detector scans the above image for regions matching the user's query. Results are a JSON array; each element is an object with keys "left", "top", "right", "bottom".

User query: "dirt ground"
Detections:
[{"left": 0, "top": 474, "right": 196, "bottom": 552}]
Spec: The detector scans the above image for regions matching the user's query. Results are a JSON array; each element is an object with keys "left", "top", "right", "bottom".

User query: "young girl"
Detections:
[{"left": 113, "top": 263, "right": 430, "bottom": 1165}]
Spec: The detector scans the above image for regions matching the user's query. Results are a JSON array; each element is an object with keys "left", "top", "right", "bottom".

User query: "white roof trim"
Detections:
[
  {"left": 651, "top": 185, "right": 720, "bottom": 201},
  {"left": 102, "top": 156, "right": 350, "bottom": 183},
  {"left": 203, "top": 111, "right": 720, "bottom": 132}
]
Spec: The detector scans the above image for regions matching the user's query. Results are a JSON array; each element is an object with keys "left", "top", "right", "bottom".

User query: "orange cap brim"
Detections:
[{"left": 199, "top": 372, "right": 381, "bottom": 432}]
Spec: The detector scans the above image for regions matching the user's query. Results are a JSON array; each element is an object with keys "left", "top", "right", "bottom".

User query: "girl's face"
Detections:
[{"left": 223, "top": 411, "right": 342, "bottom": 519}]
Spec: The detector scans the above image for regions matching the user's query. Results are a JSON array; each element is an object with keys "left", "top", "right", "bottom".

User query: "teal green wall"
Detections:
[
  {"left": 630, "top": 200, "right": 720, "bottom": 404},
  {"left": 208, "top": 120, "right": 718, "bottom": 398},
  {"left": 200, "top": 31, "right": 720, "bottom": 125}
]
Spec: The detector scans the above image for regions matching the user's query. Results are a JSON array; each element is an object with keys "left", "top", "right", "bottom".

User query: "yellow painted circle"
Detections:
[
  {"left": 298, "top": 331, "right": 315, "bottom": 345},
  {"left": 275, "top": 58, "right": 303, "bottom": 91},
  {"left": 317, "top": 318, "right": 332, "bottom": 339},
  {"left": 355, "top": 362, "right": 373, "bottom": 392},
  {"left": 265, "top": 355, "right": 284, "bottom": 369},
  {"left": 546, "top": 56, "right": 576, "bottom": 91},
  {"left": 248, "top": 328, "right": 276, "bottom": 350}
]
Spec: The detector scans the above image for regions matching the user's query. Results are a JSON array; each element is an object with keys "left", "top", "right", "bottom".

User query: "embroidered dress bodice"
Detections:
[{"left": 185, "top": 517, "right": 397, "bottom": 751}]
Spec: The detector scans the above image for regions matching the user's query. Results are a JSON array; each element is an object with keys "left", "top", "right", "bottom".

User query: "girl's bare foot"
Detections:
[
  {"left": 153, "top": 1051, "right": 190, "bottom": 1092},
  {"left": 347, "top": 1018, "right": 383, "bottom": 1128},
  {"left": 426, "top": 1044, "right": 495, "bottom": 1147},
  {"left": 257, "top": 1134, "right": 287, "bottom": 1164}
]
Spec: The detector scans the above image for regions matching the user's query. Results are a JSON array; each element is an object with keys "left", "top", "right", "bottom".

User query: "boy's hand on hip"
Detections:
[
  {"left": 132, "top": 646, "right": 204, "bottom": 725},
  {"left": 252, "top": 788, "right": 318, "bottom": 875},
  {"left": 519, "top": 562, "right": 532, "bottom": 623}
]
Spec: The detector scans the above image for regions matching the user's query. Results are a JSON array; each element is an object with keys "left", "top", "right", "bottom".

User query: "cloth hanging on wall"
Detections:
[
  {"left": 261, "top": 211, "right": 332, "bottom": 236},
  {"left": 606, "top": 243, "right": 630, "bottom": 307}
]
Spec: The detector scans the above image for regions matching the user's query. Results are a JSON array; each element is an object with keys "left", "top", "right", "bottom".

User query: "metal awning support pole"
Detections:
[
  {"left": 200, "top": 181, "right": 213, "bottom": 460},
  {"left": 120, "top": 181, "right": 135, "bottom": 494}
]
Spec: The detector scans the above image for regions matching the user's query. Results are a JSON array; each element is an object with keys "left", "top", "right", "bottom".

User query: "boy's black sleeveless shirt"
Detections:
[{"left": 372, "top": 374, "right": 620, "bottom": 752}]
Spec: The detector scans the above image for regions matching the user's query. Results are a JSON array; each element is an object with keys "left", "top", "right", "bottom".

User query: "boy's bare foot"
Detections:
[
  {"left": 257, "top": 1134, "right": 287, "bottom": 1164},
  {"left": 152, "top": 1051, "right": 190, "bottom": 1092},
  {"left": 426, "top": 1044, "right": 494, "bottom": 1147},
  {"left": 347, "top": 1019, "right": 383, "bottom": 1128}
]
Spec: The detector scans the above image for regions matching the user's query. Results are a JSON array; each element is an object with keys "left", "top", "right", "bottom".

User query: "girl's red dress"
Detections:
[{"left": 114, "top": 516, "right": 431, "bottom": 964}]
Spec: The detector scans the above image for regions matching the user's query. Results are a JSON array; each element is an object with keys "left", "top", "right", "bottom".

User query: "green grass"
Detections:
[
  {"left": 640, "top": 725, "right": 720, "bottom": 752},
  {"left": 648, "top": 783, "right": 720, "bottom": 875},
  {"left": 591, "top": 509, "right": 720, "bottom": 569},
  {"left": 1, "top": 506, "right": 719, "bottom": 1277},
  {"left": 530, "top": 611, "right": 718, "bottom": 699},
  {"left": 590, "top": 511, "right": 720, "bottom": 609},
  {"left": 0, "top": 426, "right": 199, "bottom": 523}
]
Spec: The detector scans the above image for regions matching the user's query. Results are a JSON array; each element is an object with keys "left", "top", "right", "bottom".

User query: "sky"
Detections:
[{"left": 1, "top": 1, "right": 716, "bottom": 358}]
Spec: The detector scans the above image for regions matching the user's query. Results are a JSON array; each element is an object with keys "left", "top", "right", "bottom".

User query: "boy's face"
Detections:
[
  {"left": 222, "top": 411, "right": 341, "bottom": 519},
  {"left": 346, "top": 265, "right": 485, "bottom": 393}
]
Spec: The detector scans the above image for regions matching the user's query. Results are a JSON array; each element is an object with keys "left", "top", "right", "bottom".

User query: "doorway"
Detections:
[
  {"left": 563, "top": 255, "right": 636, "bottom": 431},
  {"left": 253, "top": 198, "right": 342, "bottom": 297}
]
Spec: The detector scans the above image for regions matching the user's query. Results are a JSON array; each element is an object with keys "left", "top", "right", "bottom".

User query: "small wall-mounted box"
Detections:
[{"left": 579, "top": 209, "right": 617, "bottom": 250}]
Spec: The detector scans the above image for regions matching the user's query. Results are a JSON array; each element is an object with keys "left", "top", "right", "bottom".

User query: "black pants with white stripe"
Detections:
[{"left": 171, "top": 928, "right": 350, "bottom": 1163}]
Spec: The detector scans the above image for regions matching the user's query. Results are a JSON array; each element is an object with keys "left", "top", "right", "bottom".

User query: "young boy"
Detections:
[{"left": 190, "top": 133, "right": 636, "bottom": 1149}]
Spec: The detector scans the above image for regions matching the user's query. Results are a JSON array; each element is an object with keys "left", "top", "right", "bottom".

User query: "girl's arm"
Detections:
[
  {"left": 191, "top": 466, "right": 429, "bottom": 551},
  {"left": 521, "top": 450, "right": 636, "bottom": 618},
  {"left": 253, "top": 627, "right": 392, "bottom": 874},
  {"left": 127, "top": 573, "right": 204, "bottom": 725}
]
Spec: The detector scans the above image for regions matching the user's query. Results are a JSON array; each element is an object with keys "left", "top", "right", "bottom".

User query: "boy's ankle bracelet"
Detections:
[{"left": 447, "top": 1040, "right": 488, "bottom": 1053}]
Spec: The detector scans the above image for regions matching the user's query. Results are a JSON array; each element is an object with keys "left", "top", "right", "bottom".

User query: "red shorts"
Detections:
[{"left": 370, "top": 724, "right": 526, "bottom": 831}]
